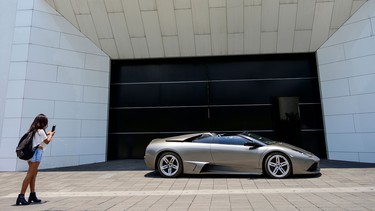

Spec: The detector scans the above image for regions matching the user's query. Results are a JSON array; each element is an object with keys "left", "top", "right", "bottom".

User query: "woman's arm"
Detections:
[{"left": 43, "top": 131, "right": 55, "bottom": 145}]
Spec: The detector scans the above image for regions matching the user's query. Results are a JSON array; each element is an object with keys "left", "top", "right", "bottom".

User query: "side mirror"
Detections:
[{"left": 244, "top": 142, "right": 261, "bottom": 149}]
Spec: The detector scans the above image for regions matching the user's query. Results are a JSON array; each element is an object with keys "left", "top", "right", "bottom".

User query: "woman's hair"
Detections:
[{"left": 28, "top": 114, "right": 48, "bottom": 133}]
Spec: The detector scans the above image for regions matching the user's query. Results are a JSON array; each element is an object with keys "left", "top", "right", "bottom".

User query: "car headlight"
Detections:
[{"left": 290, "top": 149, "right": 313, "bottom": 157}]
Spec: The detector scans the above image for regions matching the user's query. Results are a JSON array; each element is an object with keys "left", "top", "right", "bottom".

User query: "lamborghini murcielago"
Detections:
[{"left": 144, "top": 132, "right": 320, "bottom": 179}]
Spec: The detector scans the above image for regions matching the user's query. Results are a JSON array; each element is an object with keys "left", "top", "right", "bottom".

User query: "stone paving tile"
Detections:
[{"left": 1, "top": 160, "right": 375, "bottom": 210}]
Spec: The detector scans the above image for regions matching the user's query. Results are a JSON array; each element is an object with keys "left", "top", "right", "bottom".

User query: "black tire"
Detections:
[
  {"left": 157, "top": 152, "right": 183, "bottom": 178},
  {"left": 264, "top": 152, "right": 292, "bottom": 179}
]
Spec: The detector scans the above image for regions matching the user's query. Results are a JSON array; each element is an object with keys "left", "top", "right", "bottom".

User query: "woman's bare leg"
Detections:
[
  {"left": 29, "top": 162, "right": 39, "bottom": 193},
  {"left": 20, "top": 162, "right": 39, "bottom": 194}
]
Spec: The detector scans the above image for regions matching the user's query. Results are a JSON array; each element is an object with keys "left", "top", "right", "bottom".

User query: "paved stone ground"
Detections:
[{"left": 0, "top": 159, "right": 375, "bottom": 211}]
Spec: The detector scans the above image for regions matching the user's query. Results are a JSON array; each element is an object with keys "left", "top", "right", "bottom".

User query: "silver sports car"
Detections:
[{"left": 144, "top": 132, "right": 320, "bottom": 179}]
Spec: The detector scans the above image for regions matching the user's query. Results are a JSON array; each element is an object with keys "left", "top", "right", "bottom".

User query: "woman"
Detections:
[{"left": 16, "top": 114, "right": 55, "bottom": 205}]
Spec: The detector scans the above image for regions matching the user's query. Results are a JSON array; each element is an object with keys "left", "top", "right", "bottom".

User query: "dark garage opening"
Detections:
[{"left": 108, "top": 53, "right": 327, "bottom": 160}]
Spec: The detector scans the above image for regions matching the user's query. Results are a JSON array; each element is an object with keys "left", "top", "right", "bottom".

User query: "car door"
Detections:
[
  {"left": 210, "top": 136, "right": 264, "bottom": 173},
  {"left": 179, "top": 136, "right": 214, "bottom": 163},
  {"left": 176, "top": 136, "right": 215, "bottom": 174}
]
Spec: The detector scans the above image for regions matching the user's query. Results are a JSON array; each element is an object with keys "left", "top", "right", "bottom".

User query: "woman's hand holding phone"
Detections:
[{"left": 48, "top": 125, "right": 56, "bottom": 136}]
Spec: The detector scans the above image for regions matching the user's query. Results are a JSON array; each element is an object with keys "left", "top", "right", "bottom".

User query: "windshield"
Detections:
[{"left": 243, "top": 132, "right": 277, "bottom": 145}]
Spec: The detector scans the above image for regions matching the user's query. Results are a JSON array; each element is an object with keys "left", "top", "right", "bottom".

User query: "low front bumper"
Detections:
[{"left": 292, "top": 155, "right": 320, "bottom": 175}]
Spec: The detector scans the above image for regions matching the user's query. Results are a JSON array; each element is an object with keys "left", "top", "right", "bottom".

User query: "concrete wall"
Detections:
[
  {"left": 0, "top": 0, "right": 18, "bottom": 171},
  {"left": 317, "top": 0, "right": 375, "bottom": 163},
  {"left": 0, "top": 0, "right": 110, "bottom": 171}
]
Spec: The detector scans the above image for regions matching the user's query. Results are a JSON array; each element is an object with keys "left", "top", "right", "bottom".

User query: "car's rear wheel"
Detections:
[
  {"left": 264, "top": 152, "right": 292, "bottom": 179},
  {"left": 157, "top": 152, "right": 182, "bottom": 178}
]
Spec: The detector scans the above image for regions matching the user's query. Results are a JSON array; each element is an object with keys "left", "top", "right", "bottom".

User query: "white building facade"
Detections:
[
  {"left": 0, "top": 0, "right": 374, "bottom": 171},
  {"left": 317, "top": 1, "right": 375, "bottom": 162},
  {"left": 0, "top": 0, "right": 110, "bottom": 171}
]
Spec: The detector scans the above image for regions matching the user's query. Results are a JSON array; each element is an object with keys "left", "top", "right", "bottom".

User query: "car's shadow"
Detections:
[{"left": 144, "top": 171, "right": 321, "bottom": 179}]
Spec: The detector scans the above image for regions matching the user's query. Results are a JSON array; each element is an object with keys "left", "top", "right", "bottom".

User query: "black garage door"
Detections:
[{"left": 108, "top": 53, "right": 327, "bottom": 160}]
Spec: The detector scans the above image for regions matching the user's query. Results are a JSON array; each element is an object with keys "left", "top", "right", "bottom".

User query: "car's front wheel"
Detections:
[
  {"left": 157, "top": 152, "right": 182, "bottom": 178},
  {"left": 264, "top": 152, "right": 292, "bottom": 179}
]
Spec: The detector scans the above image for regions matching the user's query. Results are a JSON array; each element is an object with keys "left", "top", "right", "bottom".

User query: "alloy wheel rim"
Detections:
[
  {"left": 159, "top": 155, "right": 179, "bottom": 176},
  {"left": 267, "top": 154, "right": 290, "bottom": 178}
]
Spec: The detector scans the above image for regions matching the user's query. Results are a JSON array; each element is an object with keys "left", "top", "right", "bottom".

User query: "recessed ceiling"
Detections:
[{"left": 45, "top": 0, "right": 367, "bottom": 59}]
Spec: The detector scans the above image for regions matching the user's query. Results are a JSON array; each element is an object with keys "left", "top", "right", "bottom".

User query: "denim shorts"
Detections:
[{"left": 30, "top": 148, "right": 43, "bottom": 162}]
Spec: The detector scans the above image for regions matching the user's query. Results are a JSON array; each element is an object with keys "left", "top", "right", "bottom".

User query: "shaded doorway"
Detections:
[{"left": 108, "top": 53, "right": 327, "bottom": 159}]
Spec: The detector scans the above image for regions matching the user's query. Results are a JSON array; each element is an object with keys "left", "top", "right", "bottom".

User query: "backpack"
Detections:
[{"left": 16, "top": 131, "right": 35, "bottom": 160}]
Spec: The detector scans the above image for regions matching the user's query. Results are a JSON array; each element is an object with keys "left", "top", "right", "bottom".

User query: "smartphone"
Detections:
[{"left": 51, "top": 125, "right": 56, "bottom": 132}]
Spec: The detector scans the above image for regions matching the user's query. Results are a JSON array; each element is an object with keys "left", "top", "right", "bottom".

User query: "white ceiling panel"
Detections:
[
  {"left": 99, "top": 38, "right": 119, "bottom": 58},
  {"left": 174, "top": 0, "right": 191, "bottom": 9},
  {"left": 70, "top": 0, "right": 90, "bottom": 15},
  {"left": 122, "top": 0, "right": 145, "bottom": 37},
  {"left": 142, "top": 11, "right": 164, "bottom": 57},
  {"left": 176, "top": 9, "right": 196, "bottom": 56},
  {"left": 294, "top": 30, "right": 312, "bottom": 52},
  {"left": 209, "top": 0, "right": 226, "bottom": 8},
  {"left": 261, "top": 31, "right": 277, "bottom": 53},
  {"left": 87, "top": 0, "right": 113, "bottom": 39},
  {"left": 296, "top": 0, "right": 316, "bottom": 30},
  {"left": 228, "top": 33, "right": 244, "bottom": 55},
  {"left": 108, "top": 13, "right": 134, "bottom": 58},
  {"left": 210, "top": 7, "right": 226, "bottom": 34},
  {"left": 211, "top": 34, "right": 228, "bottom": 55},
  {"left": 244, "top": 0, "right": 261, "bottom": 6},
  {"left": 195, "top": 34, "right": 212, "bottom": 56},
  {"left": 331, "top": 0, "right": 353, "bottom": 29},
  {"left": 261, "top": 0, "right": 280, "bottom": 32},
  {"left": 244, "top": 5, "right": 261, "bottom": 54},
  {"left": 104, "top": 0, "right": 123, "bottom": 13},
  {"left": 210, "top": 7, "right": 227, "bottom": 55},
  {"left": 131, "top": 37, "right": 149, "bottom": 58},
  {"left": 53, "top": 0, "right": 79, "bottom": 28},
  {"left": 163, "top": 36, "right": 180, "bottom": 57},
  {"left": 280, "top": 0, "right": 298, "bottom": 3},
  {"left": 277, "top": 4, "right": 297, "bottom": 52},
  {"left": 139, "top": 0, "right": 156, "bottom": 11},
  {"left": 227, "top": 0, "right": 244, "bottom": 33},
  {"left": 157, "top": 0, "right": 177, "bottom": 36},
  {"left": 310, "top": 2, "right": 334, "bottom": 50},
  {"left": 76, "top": 14, "right": 100, "bottom": 47},
  {"left": 46, "top": 0, "right": 367, "bottom": 59},
  {"left": 191, "top": 0, "right": 210, "bottom": 34}
]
